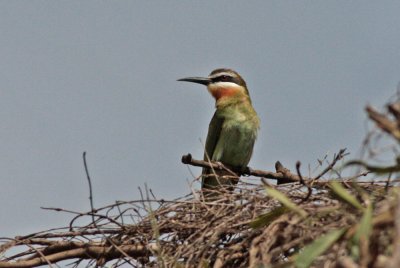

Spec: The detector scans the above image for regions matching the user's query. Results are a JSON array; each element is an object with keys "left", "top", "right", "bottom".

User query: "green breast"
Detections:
[{"left": 211, "top": 103, "right": 259, "bottom": 168}]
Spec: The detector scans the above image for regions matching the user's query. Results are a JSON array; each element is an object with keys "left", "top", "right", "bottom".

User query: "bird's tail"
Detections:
[{"left": 201, "top": 168, "right": 239, "bottom": 200}]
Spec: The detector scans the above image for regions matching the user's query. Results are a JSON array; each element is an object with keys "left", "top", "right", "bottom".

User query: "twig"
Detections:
[
  {"left": 296, "top": 161, "right": 312, "bottom": 203},
  {"left": 83, "top": 152, "right": 96, "bottom": 225},
  {"left": 366, "top": 105, "right": 400, "bottom": 141},
  {"left": 182, "top": 154, "right": 304, "bottom": 183},
  {"left": 312, "top": 148, "right": 348, "bottom": 181},
  {"left": 0, "top": 243, "right": 151, "bottom": 268},
  {"left": 82, "top": 152, "right": 134, "bottom": 266}
]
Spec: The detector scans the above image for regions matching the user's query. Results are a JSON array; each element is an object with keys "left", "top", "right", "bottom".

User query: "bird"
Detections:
[{"left": 178, "top": 68, "right": 260, "bottom": 197}]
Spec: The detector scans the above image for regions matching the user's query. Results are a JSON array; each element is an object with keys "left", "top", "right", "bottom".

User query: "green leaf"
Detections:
[
  {"left": 329, "top": 181, "right": 363, "bottom": 210},
  {"left": 295, "top": 228, "right": 346, "bottom": 268},
  {"left": 351, "top": 201, "right": 373, "bottom": 259},
  {"left": 265, "top": 186, "right": 308, "bottom": 217},
  {"left": 354, "top": 201, "right": 373, "bottom": 242},
  {"left": 250, "top": 206, "right": 288, "bottom": 229}
]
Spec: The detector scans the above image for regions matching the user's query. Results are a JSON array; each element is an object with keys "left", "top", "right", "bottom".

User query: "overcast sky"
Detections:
[{"left": 1, "top": 1, "right": 399, "bottom": 237}]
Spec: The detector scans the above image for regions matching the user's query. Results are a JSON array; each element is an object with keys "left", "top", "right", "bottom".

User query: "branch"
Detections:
[
  {"left": 0, "top": 241, "right": 153, "bottom": 268},
  {"left": 182, "top": 149, "right": 348, "bottom": 185},
  {"left": 181, "top": 154, "right": 305, "bottom": 184},
  {"left": 366, "top": 105, "right": 400, "bottom": 141},
  {"left": 313, "top": 148, "right": 348, "bottom": 181},
  {"left": 387, "top": 102, "right": 400, "bottom": 123}
]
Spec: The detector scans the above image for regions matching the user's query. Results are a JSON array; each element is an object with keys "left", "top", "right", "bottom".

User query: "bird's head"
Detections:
[{"left": 178, "top": 68, "right": 250, "bottom": 102}]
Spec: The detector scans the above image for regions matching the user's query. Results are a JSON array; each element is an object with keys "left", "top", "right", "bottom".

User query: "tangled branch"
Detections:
[
  {"left": 0, "top": 149, "right": 395, "bottom": 267},
  {"left": 181, "top": 148, "right": 348, "bottom": 185}
]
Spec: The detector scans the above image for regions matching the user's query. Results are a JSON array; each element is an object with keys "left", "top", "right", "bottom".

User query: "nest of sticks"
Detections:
[{"left": 0, "top": 169, "right": 399, "bottom": 267}]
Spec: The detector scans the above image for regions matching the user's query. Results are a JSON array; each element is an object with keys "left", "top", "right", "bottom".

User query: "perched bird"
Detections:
[{"left": 178, "top": 68, "right": 260, "bottom": 196}]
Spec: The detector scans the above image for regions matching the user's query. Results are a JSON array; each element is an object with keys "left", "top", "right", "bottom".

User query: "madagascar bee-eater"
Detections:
[{"left": 178, "top": 68, "right": 260, "bottom": 195}]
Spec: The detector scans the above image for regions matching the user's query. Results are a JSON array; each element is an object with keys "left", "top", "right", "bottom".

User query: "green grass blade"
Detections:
[
  {"left": 295, "top": 228, "right": 346, "bottom": 268},
  {"left": 250, "top": 206, "right": 288, "bottom": 229},
  {"left": 351, "top": 200, "right": 373, "bottom": 259},
  {"left": 265, "top": 186, "right": 308, "bottom": 218},
  {"left": 329, "top": 181, "right": 363, "bottom": 210}
]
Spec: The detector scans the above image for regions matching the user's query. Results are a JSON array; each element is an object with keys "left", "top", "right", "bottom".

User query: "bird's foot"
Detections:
[{"left": 215, "top": 161, "right": 224, "bottom": 170}]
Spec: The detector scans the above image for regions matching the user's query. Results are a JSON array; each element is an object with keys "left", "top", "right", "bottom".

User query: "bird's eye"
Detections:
[{"left": 221, "top": 75, "right": 228, "bottom": 81}]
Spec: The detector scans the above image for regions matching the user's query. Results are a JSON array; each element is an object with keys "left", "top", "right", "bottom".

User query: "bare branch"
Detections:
[
  {"left": 0, "top": 242, "right": 152, "bottom": 268},
  {"left": 182, "top": 154, "right": 305, "bottom": 183},
  {"left": 366, "top": 105, "right": 400, "bottom": 141}
]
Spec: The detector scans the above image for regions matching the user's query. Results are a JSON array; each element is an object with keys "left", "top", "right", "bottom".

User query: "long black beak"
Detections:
[{"left": 177, "top": 77, "right": 211, "bottom": 85}]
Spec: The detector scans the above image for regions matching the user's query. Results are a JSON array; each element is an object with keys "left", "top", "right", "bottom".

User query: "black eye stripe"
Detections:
[
  {"left": 212, "top": 75, "right": 237, "bottom": 84},
  {"left": 208, "top": 69, "right": 247, "bottom": 88}
]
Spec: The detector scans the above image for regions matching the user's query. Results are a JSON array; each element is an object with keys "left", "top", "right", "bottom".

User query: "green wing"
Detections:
[{"left": 202, "top": 111, "right": 224, "bottom": 189}]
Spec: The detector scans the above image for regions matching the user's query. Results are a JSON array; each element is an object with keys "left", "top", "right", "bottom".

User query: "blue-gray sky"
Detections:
[{"left": 1, "top": 1, "right": 399, "bottom": 237}]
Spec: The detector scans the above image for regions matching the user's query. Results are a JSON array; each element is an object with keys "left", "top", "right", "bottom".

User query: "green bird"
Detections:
[{"left": 178, "top": 68, "right": 260, "bottom": 196}]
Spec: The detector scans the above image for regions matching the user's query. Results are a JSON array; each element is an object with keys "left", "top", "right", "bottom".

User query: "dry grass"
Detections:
[{"left": 0, "top": 177, "right": 398, "bottom": 267}]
